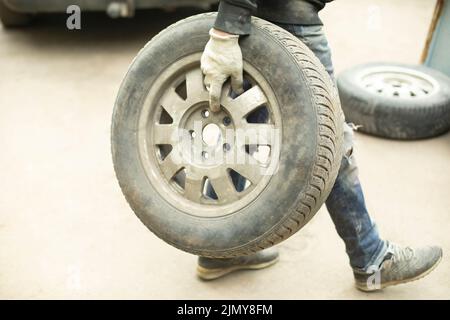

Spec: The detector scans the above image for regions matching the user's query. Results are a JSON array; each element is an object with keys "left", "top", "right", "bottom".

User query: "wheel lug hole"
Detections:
[
  {"left": 201, "top": 109, "right": 210, "bottom": 118},
  {"left": 223, "top": 116, "right": 231, "bottom": 126},
  {"left": 189, "top": 130, "right": 196, "bottom": 138},
  {"left": 202, "top": 151, "right": 209, "bottom": 159},
  {"left": 223, "top": 143, "right": 231, "bottom": 152}
]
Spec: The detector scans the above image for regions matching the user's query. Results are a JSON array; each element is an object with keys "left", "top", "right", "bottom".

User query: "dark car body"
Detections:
[{"left": 3, "top": 0, "right": 217, "bottom": 16}]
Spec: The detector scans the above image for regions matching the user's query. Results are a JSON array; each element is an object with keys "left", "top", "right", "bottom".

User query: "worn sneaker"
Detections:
[
  {"left": 354, "top": 242, "right": 442, "bottom": 292},
  {"left": 197, "top": 248, "right": 279, "bottom": 280}
]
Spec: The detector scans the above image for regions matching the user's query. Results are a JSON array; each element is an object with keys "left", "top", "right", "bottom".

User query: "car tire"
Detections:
[
  {"left": 337, "top": 62, "right": 450, "bottom": 139},
  {"left": 111, "top": 13, "right": 344, "bottom": 258},
  {"left": 0, "top": 1, "right": 31, "bottom": 27}
]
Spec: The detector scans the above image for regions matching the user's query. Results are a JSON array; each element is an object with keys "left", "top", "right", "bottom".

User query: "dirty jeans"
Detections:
[{"left": 277, "top": 24, "right": 387, "bottom": 272}]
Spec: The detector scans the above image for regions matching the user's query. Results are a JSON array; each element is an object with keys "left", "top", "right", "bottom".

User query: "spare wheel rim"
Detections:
[{"left": 360, "top": 66, "right": 439, "bottom": 99}]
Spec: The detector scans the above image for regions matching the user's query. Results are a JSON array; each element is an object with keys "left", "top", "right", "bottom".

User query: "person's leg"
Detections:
[
  {"left": 278, "top": 24, "right": 387, "bottom": 271},
  {"left": 275, "top": 24, "right": 442, "bottom": 291},
  {"left": 197, "top": 24, "right": 383, "bottom": 280},
  {"left": 325, "top": 124, "right": 387, "bottom": 271},
  {"left": 197, "top": 23, "right": 442, "bottom": 287}
]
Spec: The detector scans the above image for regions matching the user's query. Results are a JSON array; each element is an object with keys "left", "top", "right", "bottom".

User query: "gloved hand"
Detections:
[{"left": 201, "top": 28, "right": 244, "bottom": 112}]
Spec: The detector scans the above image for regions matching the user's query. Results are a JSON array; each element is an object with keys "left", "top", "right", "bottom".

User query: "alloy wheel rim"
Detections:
[
  {"left": 138, "top": 53, "right": 282, "bottom": 218},
  {"left": 361, "top": 66, "right": 439, "bottom": 99}
]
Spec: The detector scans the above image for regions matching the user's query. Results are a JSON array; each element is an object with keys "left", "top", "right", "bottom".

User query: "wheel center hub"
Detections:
[
  {"left": 179, "top": 104, "right": 235, "bottom": 167},
  {"left": 202, "top": 123, "right": 222, "bottom": 147}
]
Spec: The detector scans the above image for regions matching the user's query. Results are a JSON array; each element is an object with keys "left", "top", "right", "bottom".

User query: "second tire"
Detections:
[{"left": 337, "top": 62, "right": 450, "bottom": 139}]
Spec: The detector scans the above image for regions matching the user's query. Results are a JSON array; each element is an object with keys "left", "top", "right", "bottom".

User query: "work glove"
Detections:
[{"left": 201, "top": 28, "right": 244, "bottom": 112}]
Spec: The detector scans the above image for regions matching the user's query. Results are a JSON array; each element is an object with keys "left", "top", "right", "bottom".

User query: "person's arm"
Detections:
[{"left": 214, "top": 0, "right": 257, "bottom": 35}]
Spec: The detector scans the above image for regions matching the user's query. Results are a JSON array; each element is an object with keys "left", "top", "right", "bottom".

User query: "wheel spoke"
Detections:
[
  {"left": 209, "top": 174, "right": 239, "bottom": 202},
  {"left": 160, "top": 151, "right": 182, "bottom": 180},
  {"left": 229, "top": 85, "right": 267, "bottom": 119},
  {"left": 153, "top": 124, "right": 176, "bottom": 144},
  {"left": 160, "top": 88, "right": 187, "bottom": 121},
  {"left": 186, "top": 68, "right": 206, "bottom": 100},
  {"left": 184, "top": 175, "right": 203, "bottom": 202}
]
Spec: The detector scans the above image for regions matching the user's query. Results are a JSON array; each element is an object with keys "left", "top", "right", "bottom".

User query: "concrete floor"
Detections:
[{"left": 1, "top": 0, "right": 449, "bottom": 299}]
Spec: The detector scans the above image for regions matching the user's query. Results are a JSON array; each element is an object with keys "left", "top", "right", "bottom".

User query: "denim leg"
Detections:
[
  {"left": 326, "top": 125, "right": 387, "bottom": 271},
  {"left": 276, "top": 23, "right": 387, "bottom": 271}
]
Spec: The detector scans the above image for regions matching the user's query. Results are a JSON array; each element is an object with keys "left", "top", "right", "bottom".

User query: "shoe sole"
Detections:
[
  {"left": 197, "top": 257, "right": 280, "bottom": 281},
  {"left": 355, "top": 254, "right": 443, "bottom": 292}
]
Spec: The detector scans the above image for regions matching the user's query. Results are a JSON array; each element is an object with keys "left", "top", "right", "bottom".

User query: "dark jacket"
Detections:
[{"left": 214, "top": 0, "right": 333, "bottom": 35}]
